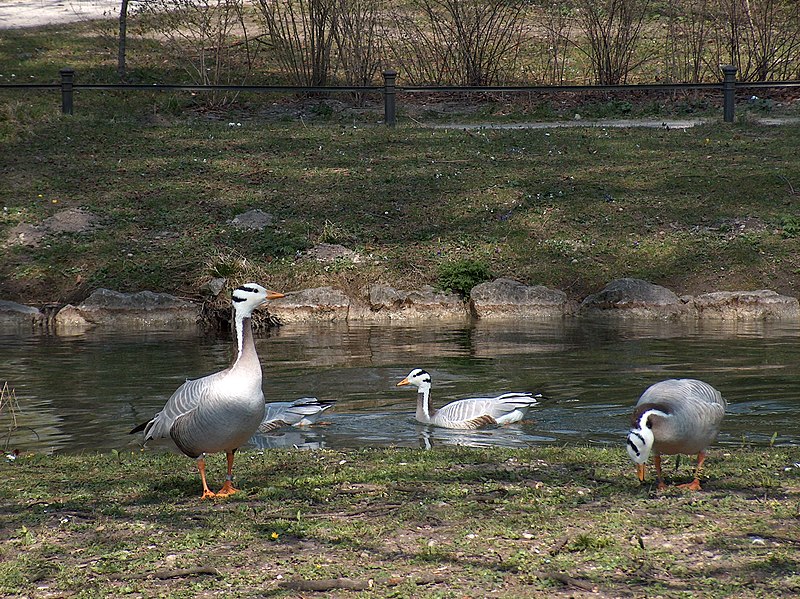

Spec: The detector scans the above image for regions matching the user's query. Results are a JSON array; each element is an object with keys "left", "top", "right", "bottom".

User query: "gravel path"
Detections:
[{"left": 0, "top": 0, "right": 119, "bottom": 29}]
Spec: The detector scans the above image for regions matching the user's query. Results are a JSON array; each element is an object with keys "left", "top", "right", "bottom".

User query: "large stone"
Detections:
[
  {"left": 689, "top": 290, "right": 799, "bottom": 320},
  {"left": 54, "top": 288, "right": 200, "bottom": 331},
  {"left": 305, "top": 243, "right": 362, "bottom": 264},
  {"left": 42, "top": 208, "right": 96, "bottom": 233},
  {"left": 580, "top": 278, "right": 689, "bottom": 319},
  {"left": 470, "top": 278, "right": 569, "bottom": 319},
  {"left": 268, "top": 287, "right": 350, "bottom": 323},
  {"left": 230, "top": 209, "right": 273, "bottom": 231},
  {"left": 357, "top": 284, "right": 467, "bottom": 321},
  {"left": 0, "top": 299, "right": 44, "bottom": 330}
]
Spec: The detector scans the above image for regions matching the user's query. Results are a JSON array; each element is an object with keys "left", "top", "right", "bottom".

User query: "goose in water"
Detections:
[
  {"left": 130, "top": 283, "right": 284, "bottom": 499},
  {"left": 396, "top": 368, "right": 542, "bottom": 430},
  {"left": 257, "top": 397, "right": 336, "bottom": 433},
  {"left": 626, "top": 378, "right": 726, "bottom": 491}
]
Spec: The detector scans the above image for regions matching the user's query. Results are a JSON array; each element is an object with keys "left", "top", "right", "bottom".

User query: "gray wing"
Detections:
[
  {"left": 142, "top": 371, "right": 226, "bottom": 441},
  {"left": 639, "top": 378, "right": 726, "bottom": 411},
  {"left": 258, "top": 397, "right": 335, "bottom": 433},
  {"left": 433, "top": 393, "right": 538, "bottom": 429}
]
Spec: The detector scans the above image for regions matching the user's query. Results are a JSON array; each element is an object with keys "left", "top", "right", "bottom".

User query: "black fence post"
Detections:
[
  {"left": 722, "top": 65, "right": 737, "bottom": 123},
  {"left": 383, "top": 69, "right": 397, "bottom": 127},
  {"left": 60, "top": 67, "right": 75, "bottom": 115}
]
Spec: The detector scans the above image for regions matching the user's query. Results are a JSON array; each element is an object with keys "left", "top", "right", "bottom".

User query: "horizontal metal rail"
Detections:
[{"left": 1, "top": 66, "right": 798, "bottom": 126}]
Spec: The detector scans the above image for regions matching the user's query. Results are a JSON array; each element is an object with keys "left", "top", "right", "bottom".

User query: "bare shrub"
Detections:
[
  {"left": 713, "top": 0, "right": 800, "bottom": 81},
  {"left": 333, "top": 0, "right": 385, "bottom": 100},
  {"left": 133, "top": 0, "right": 256, "bottom": 104},
  {"left": 536, "top": 1, "right": 576, "bottom": 85},
  {"left": 663, "top": 0, "right": 715, "bottom": 83},
  {"left": 387, "top": 0, "right": 526, "bottom": 86},
  {"left": 255, "top": 0, "right": 338, "bottom": 87},
  {"left": 573, "top": 0, "right": 653, "bottom": 84}
]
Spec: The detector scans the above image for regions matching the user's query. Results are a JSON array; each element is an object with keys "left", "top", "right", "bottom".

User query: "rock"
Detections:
[
  {"left": 4, "top": 208, "right": 97, "bottom": 247},
  {"left": 357, "top": 284, "right": 467, "bottom": 321},
  {"left": 199, "top": 277, "right": 227, "bottom": 299},
  {"left": 305, "top": 243, "right": 362, "bottom": 264},
  {"left": 268, "top": 287, "right": 350, "bottom": 323},
  {"left": 689, "top": 290, "right": 799, "bottom": 320},
  {"left": 580, "top": 278, "right": 688, "bottom": 319},
  {"left": 0, "top": 299, "right": 44, "bottom": 330},
  {"left": 54, "top": 288, "right": 200, "bottom": 331},
  {"left": 470, "top": 278, "right": 570, "bottom": 319},
  {"left": 5, "top": 223, "right": 46, "bottom": 247},
  {"left": 230, "top": 209, "right": 273, "bottom": 231},
  {"left": 42, "top": 208, "right": 96, "bottom": 233}
]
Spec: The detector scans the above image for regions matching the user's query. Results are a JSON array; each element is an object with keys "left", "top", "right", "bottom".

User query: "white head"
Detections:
[
  {"left": 627, "top": 406, "right": 669, "bottom": 481},
  {"left": 396, "top": 368, "right": 432, "bottom": 393},
  {"left": 231, "top": 283, "right": 284, "bottom": 318}
]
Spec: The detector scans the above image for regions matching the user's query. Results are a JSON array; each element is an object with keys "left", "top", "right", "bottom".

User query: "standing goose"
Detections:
[
  {"left": 130, "top": 283, "right": 284, "bottom": 499},
  {"left": 396, "top": 368, "right": 542, "bottom": 430},
  {"left": 257, "top": 397, "right": 336, "bottom": 433},
  {"left": 626, "top": 378, "right": 726, "bottom": 491}
]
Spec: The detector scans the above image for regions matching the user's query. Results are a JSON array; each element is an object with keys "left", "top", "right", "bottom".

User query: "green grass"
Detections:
[{"left": 1, "top": 446, "right": 799, "bottom": 597}]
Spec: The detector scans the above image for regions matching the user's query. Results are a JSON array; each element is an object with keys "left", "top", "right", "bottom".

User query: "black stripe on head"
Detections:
[
  {"left": 231, "top": 296, "right": 246, "bottom": 303},
  {"left": 626, "top": 439, "right": 640, "bottom": 457},
  {"left": 237, "top": 285, "right": 259, "bottom": 294},
  {"left": 629, "top": 430, "right": 645, "bottom": 444}
]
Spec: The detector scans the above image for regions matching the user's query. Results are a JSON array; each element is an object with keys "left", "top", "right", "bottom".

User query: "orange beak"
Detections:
[
  {"left": 396, "top": 378, "right": 410, "bottom": 387},
  {"left": 265, "top": 290, "right": 285, "bottom": 300},
  {"left": 636, "top": 463, "right": 646, "bottom": 482}
]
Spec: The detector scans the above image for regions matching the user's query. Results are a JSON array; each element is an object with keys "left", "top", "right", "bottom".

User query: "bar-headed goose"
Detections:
[
  {"left": 626, "top": 378, "right": 726, "bottom": 491},
  {"left": 396, "top": 368, "right": 542, "bottom": 430},
  {"left": 130, "top": 283, "right": 284, "bottom": 499},
  {"left": 257, "top": 397, "right": 336, "bottom": 433}
]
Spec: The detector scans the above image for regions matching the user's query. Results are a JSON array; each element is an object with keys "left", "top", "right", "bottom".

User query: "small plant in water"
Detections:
[{"left": 1, "top": 382, "right": 21, "bottom": 451}]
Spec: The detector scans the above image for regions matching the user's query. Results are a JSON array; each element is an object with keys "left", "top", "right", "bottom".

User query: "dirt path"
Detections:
[{"left": 0, "top": 0, "right": 118, "bottom": 29}]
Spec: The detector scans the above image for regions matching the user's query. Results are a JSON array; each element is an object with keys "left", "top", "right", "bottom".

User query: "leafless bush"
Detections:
[
  {"left": 133, "top": 0, "right": 256, "bottom": 104},
  {"left": 387, "top": 0, "right": 526, "bottom": 86},
  {"left": 713, "top": 0, "right": 800, "bottom": 81},
  {"left": 255, "top": 0, "right": 338, "bottom": 87},
  {"left": 573, "top": 0, "right": 653, "bottom": 84},
  {"left": 662, "top": 0, "right": 715, "bottom": 83},
  {"left": 333, "top": 0, "right": 385, "bottom": 100},
  {"left": 535, "top": 1, "right": 576, "bottom": 85}
]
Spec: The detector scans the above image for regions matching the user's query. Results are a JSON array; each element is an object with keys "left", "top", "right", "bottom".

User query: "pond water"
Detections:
[{"left": 2, "top": 318, "right": 799, "bottom": 455}]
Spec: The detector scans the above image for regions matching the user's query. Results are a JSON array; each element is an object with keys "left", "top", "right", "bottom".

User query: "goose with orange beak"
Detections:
[{"left": 626, "top": 379, "right": 726, "bottom": 491}]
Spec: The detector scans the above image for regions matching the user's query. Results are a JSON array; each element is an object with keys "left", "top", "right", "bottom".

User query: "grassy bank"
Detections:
[
  {"left": 2, "top": 24, "right": 800, "bottom": 306},
  {"left": 2, "top": 99, "right": 800, "bottom": 305},
  {"left": 1, "top": 446, "right": 799, "bottom": 597}
]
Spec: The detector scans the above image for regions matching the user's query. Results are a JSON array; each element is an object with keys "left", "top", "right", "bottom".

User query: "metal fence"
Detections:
[{"left": 1, "top": 65, "right": 799, "bottom": 127}]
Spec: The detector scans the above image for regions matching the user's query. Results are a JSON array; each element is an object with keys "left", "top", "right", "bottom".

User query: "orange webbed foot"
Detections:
[
  {"left": 215, "top": 480, "right": 239, "bottom": 497},
  {"left": 200, "top": 489, "right": 217, "bottom": 500},
  {"left": 677, "top": 479, "right": 702, "bottom": 491}
]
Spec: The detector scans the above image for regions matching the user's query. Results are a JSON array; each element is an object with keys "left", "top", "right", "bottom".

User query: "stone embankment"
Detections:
[{"left": 2, "top": 277, "right": 799, "bottom": 333}]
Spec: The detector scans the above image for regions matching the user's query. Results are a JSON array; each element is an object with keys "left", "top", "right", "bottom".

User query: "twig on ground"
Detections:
[{"left": 281, "top": 577, "right": 373, "bottom": 591}]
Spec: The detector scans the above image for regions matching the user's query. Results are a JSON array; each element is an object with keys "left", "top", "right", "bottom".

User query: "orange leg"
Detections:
[
  {"left": 677, "top": 452, "right": 705, "bottom": 491},
  {"left": 197, "top": 457, "right": 216, "bottom": 499},
  {"left": 216, "top": 451, "right": 239, "bottom": 497},
  {"left": 654, "top": 454, "right": 668, "bottom": 491}
]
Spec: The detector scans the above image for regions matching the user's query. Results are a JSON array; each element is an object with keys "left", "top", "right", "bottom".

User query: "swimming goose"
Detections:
[
  {"left": 257, "top": 397, "right": 336, "bottom": 433},
  {"left": 626, "top": 378, "right": 726, "bottom": 491},
  {"left": 130, "top": 283, "right": 284, "bottom": 499},
  {"left": 396, "top": 368, "right": 542, "bottom": 429}
]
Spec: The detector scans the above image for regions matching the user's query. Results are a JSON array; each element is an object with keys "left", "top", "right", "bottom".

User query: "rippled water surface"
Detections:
[{"left": 2, "top": 318, "right": 800, "bottom": 454}]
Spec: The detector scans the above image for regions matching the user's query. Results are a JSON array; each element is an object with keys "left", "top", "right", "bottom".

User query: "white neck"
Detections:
[{"left": 417, "top": 383, "right": 433, "bottom": 418}]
